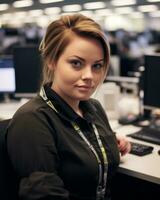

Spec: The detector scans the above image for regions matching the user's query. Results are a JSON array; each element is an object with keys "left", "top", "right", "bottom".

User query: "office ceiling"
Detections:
[
  {"left": 1, "top": 0, "right": 160, "bottom": 14},
  {"left": 0, "top": 0, "right": 160, "bottom": 29}
]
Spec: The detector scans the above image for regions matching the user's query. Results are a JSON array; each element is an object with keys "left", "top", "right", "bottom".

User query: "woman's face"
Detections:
[{"left": 50, "top": 34, "right": 105, "bottom": 104}]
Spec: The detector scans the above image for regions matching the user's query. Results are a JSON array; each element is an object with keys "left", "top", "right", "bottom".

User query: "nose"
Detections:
[{"left": 81, "top": 66, "right": 93, "bottom": 80}]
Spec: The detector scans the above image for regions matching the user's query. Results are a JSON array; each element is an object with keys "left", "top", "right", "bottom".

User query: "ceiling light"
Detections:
[
  {"left": 48, "top": 15, "right": 59, "bottom": 21},
  {"left": 13, "top": 0, "right": 33, "bottom": 8},
  {"left": 24, "top": 17, "right": 36, "bottom": 23},
  {"left": 138, "top": 5, "right": 158, "bottom": 12},
  {"left": 36, "top": 16, "right": 50, "bottom": 27},
  {"left": 111, "top": 0, "right": 136, "bottom": 6},
  {"left": 28, "top": 9, "right": 43, "bottom": 17},
  {"left": 62, "top": 4, "right": 82, "bottom": 12},
  {"left": 0, "top": 4, "right": 9, "bottom": 11},
  {"left": 61, "top": 12, "right": 77, "bottom": 16},
  {"left": 83, "top": 2, "right": 106, "bottom": 10},
  {"left": 92, "top": 15, "right": 103, "bottom": 22},
  {"left": 95, "top": 9, "right": 112, "bottom": 16},
  {"left": 149, "top": 11, "right": 160, "bottom": 17},
  {"left": 39, "top": 0, "right": 64, "bottom": 4},
  {"left": 44, "top": 7, "right": 61, "bottom": 15},
  {"left": 13, "top": 11, "right": 27, "bottom": 18},
  {"left": 114, "top": 7, "right": 133, "bottom": 14},
  {"left": 130, "top": 12, "right": 144, "bottom": 18},
  {"left": 79, "top": 10, "right": 93, "bottom": 17},
  {"left": 1, "top": 13, "right": 12, "bottom": 20},
  {"left": 147, "top": 0, "right": 160, "bottom": 2}
]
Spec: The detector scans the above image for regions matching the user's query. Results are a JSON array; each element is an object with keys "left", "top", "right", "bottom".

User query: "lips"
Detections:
[
  {"left": 78, "top": 85, "right": 93, "bottom": 89},
  {"left": 77, "top": 85, "right": 94, "bottom": 92}
]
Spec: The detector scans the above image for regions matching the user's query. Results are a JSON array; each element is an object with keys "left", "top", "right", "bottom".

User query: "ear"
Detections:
[{"left": 47, "top": 60, "right": 55, "bottom": 71}]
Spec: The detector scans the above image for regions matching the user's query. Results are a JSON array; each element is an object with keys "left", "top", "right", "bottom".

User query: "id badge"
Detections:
[{"left": 96, "top": 186, "right": 105, "bottom": 200}]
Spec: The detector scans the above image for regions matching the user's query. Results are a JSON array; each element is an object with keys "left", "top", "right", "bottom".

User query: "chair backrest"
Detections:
[{"left": 0, "top": 119, "right": 19, "bottom": 200}]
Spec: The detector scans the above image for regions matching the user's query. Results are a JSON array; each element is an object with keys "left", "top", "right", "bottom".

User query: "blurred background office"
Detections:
[
  {"left": 0, "top": 0, "right": 159, "bottom": 56},
  {"left": 1, "top": 2, "right": 160, "bottom": 199},
  {"left": 0, "top": 0, "right": 160, "bottom": 121}
]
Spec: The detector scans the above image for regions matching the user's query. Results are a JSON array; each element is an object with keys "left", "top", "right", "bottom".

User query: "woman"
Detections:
[{"left": 7, "top": 14, "right": 130, "bottom": 200}]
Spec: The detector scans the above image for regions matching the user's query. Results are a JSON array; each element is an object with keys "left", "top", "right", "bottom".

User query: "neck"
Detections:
[
  {"left": 51, "top": 84, "right": 82, "bottom": 117},
  {"left": 75, "top": 107, "right": 83, "bottom": 117}
]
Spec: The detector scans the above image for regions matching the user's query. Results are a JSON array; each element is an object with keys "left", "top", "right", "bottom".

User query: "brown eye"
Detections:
[{"left": 70, "top": 60, "right": 82, "bottom": 68}]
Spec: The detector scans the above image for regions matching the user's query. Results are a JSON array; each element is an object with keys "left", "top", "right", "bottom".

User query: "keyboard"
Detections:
[
  {"left": 127, "top": 127, "right": 160, "bottom": 145},
  {"left": 129, "top": 142, "right": 154, "bottom": 156}
]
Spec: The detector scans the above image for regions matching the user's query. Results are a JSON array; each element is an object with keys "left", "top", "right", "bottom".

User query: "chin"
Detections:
[
  {"left": 74, "top": 91, "right": 94, "bottom": 101},
  {"left": 77, "top": 95, "right": 91, "bottom": 101}
]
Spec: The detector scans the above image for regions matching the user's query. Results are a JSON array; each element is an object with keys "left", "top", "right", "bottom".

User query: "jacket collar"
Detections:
[{"left": 43, "top": 83, "right": 96, "bottom": 123}]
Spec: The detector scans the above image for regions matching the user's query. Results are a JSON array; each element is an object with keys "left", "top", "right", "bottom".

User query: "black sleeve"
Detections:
[{"left": 7, "top": 110, "right": 69, "bottom": 200}]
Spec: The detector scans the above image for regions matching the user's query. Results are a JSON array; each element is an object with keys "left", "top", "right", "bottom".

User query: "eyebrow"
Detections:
[{"left": 69, "top": 55, "right": 104, "bottom": 63}]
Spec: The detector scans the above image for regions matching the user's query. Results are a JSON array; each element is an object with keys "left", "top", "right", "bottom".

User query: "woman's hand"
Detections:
[{"left": 116, "top": 135, "right": 131, "bottom": 156}]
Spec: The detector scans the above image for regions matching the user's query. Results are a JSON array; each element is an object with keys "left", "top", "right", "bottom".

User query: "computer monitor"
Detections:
[
  {"left": 0, "top": 56, "right": 15, "bottom": 93},
  {"left": 13, "top": 45, "right": 42, "bottom": 98},
  {"left": 143, "top": 54, "right": 160, "bottom": 110},
  {"left": 109, "top": 43, "right": 119, "bottom": 56},
  {"left": 120, "top": 57, "right": 140, "bottom": 77}
]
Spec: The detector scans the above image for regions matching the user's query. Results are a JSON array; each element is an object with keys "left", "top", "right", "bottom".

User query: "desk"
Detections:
[
  {"left": 0, "top": 99, "right": 28, "bottom": 120},
  {"left": 112, "top": 124, "right": 160, "bottom": 185},
  {"left": 110, "top": 123, "right": 160, "bottom": 200}
]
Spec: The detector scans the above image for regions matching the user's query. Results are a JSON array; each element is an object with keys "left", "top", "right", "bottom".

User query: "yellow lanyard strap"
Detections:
[{"left": 72, "top": 122, "right": 108, "bottom": 199}]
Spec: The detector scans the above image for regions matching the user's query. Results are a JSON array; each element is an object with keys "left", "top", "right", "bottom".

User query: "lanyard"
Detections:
[{"left": 39, "top": 86, "right": 108, "bottom": 200}]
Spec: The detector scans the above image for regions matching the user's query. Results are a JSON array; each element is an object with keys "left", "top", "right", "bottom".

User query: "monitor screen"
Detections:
[
  {"left": 109, "top": 43, "right": 119, "bottom": 56},
  {"left": 0, "top": 56, "right": 15, "bottom": 93},
  {"left": 143, "top": 54, "right": 160, "bottom": 110},
  {"left": 13, "top": 45, "right": 42, "bottom": 98}
]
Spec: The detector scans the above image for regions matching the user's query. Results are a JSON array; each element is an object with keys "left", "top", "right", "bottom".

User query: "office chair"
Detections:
[{"left": 0, "top": 119, "right": 19, "bottom": 200}]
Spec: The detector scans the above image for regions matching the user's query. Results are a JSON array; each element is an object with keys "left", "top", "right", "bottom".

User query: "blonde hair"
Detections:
[{"left": 39, "top": 14, "right": 110, "bottom": 84}]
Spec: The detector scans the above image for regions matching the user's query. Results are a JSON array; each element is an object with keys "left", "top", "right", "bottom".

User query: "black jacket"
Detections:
[{"left": 7, "top": 84, "right": 120, "bottom": 200}]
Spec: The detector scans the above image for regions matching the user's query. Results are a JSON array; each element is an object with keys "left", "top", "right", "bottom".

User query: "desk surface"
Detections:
[
  {"left": 0, "top": 100, "right": 28, "bottom": 120},
  {"left": 112, "top": 124, "right": 160, "bottom": 185},
  {"left": 0, "top": 102, "right": 160, "bottom": 185}
]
